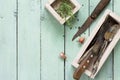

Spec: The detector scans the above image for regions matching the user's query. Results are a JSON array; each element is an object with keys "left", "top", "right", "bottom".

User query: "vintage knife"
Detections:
[
  {"left": 73, "top": 21, "right": 110, "bottom": 80},
  {"left": 72, "top": 0, "right": 111, "bottom": 41},
  {"left": 73, "top": 34, "right": 104, "bottom": 80},
  {"left": 73, "top": 46, "right": 95, "bottom": 80}
]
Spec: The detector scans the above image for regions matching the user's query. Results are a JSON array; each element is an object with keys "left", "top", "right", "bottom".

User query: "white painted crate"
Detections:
[
  {"left": 72, "top": 9, "right": 120, "bottom": 79},
  {"left": 45, "top": 0, "right": 81, "bottom": 24}
]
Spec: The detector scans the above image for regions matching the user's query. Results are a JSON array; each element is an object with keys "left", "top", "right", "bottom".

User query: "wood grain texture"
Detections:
[
  {"left": 65, "top": 0, "right": 89, "bottom": 80},
  {"left": 18, "top": 0, "right": 40, "bottom": 80},
  {"left": 41, "top": 0, "right": 64, "bottom": 80},
  {"left": 0, "top": 0, "right": 120, "bottom": 80},
  {"left": 0, "top": 0, "right": 16, "bottom": 80},
  {"left": 114, "top": 0, "right": 120, "bottom": 80}
]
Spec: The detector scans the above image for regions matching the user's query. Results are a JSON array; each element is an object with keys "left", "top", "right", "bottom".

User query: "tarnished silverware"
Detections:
[{"left": 92, "top": 24, "right": 120, "bottom": 75}]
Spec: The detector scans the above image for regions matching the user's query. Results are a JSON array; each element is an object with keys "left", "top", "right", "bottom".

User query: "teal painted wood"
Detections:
[
  {"left": 41, "top": 0, "right": 64, "bottom": 80},
  {"left": 114, "top": 0, "right": 120, "bottom": 79},
  {"left": 89, "top": 0, "right": 113, "bottom": 80},
  {"left": 0, "top": 0, "right": 120, "bottom": 80},
  {"left": 114, "top": 42, "right": 120, "bottom": 80},
  {"left": 18, "top": 0, "right": 40, "bottom": 80},
  {"left": 65, "top": 0, "right": 89, "bottom": 80},
  {"left": 0, "top": 0, "right": 16, "bottom": 80}
]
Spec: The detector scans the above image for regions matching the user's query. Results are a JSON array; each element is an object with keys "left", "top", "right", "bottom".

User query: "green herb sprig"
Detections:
[{"left": 56, "top": 0, "right": 75, "bottom": 28}]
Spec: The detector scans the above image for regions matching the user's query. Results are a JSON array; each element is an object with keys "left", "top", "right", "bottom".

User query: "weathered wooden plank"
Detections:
[
  {"left": 114, "top": 42, "right": 120, "bottom": 80},
  {"left": 65, "top": 0, "right": 89, "bottom": 80},
  {"left": 89, "top": 0, "right": 113, "bottom": 80},
  {"left": 41, "top": 0, "right": 64, "bottom": 80},
  {"left": 0, "top": 0, "right": 16, "bottom": 80},
  {"left": 18, "top": 0, "right": 40, "bottom": 80},
  {"left": 113, "top": 0, "right": 120, "bottom": 79}
]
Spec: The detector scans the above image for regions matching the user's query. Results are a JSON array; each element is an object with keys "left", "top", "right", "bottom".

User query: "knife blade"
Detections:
[{"left": 72, "top": 0, "right": 111, "bottom": 41}]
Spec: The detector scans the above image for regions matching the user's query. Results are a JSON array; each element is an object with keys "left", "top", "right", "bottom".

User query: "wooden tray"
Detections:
[
  {"left": 45, "top": 0, "right": 81, "bottom": 24},
  {"left": 72, "top": 9, "right": 120, "bottom": 78}
]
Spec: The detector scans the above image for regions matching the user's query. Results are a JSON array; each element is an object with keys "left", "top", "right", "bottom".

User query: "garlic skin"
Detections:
[
  {"left": 60, "top": 52, "right": 66, "bottom": 59},
  {"left": 78, "top": 37, "right": 85, "bottom": 43}
]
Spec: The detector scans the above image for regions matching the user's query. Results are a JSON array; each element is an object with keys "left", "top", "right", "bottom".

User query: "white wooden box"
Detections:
[
  {"left": 45, "top": 0, "right": 81, "bottom": 24},
  {"left": 72, "top": 9, "right": 120, "bottom": 79}
]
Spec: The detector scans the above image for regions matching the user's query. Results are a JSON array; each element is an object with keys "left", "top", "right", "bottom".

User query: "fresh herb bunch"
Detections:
[
  {"left": 56, "top": 0, "right": 73, "bottom": 18},
  {"left": 56, "top": 0, "right": 75, "bottom": 28}
]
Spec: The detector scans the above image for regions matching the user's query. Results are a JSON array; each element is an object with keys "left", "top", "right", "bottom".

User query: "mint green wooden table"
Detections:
[{"left": 0, "top": 0, "right": 120, "bottom": 80}]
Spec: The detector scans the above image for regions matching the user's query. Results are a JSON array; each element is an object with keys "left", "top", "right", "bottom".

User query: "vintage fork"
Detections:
[{"left": 91, "top": 24, "right": 120, "bottom": 75}]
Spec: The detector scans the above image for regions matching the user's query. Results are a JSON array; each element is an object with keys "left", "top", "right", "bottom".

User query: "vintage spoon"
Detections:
[{"left": 92, "top": 24, "right": 120, "bottom": 75}]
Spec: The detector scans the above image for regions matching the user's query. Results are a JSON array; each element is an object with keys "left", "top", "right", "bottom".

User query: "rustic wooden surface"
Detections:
[{"left": 0, "top": 0, "right": 120, "bottom": 80}]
